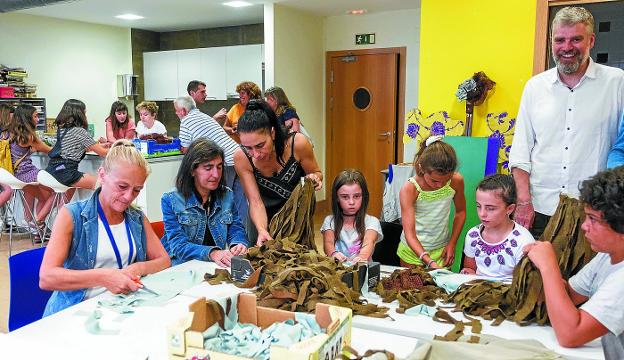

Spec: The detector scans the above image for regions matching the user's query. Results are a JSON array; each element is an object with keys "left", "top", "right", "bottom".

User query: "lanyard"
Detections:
[{"left": 97, "top": 198, "right": 134, "bottom": 269}]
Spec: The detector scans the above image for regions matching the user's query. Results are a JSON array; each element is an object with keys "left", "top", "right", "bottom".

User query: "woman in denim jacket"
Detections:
[
  {"left": 40, "top": 140, "right": 170, "bottom": 316},
  {"left": 161, "top": 138, "right": 248, "bottom": 267}
]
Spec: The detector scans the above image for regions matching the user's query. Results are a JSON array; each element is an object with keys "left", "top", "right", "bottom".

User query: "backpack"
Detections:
[
  {"left": 0, "top": 131, "right": 13, "bottom": 173},
  {"left": 0, "top": 131, "right": 29, "bottom": 175}
]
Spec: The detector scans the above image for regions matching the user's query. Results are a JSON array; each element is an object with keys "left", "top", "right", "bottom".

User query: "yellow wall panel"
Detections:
[{"left": 418, "top": 0, "right": 537, "bottom": 137}]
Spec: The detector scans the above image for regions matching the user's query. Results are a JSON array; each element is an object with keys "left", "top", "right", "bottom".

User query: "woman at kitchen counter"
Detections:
[
  {"left": 223, "top": 81, "right": 261, "bottom": 143},
  {"left": 135, "top": 101, "right": 167, "bottom": 138}
]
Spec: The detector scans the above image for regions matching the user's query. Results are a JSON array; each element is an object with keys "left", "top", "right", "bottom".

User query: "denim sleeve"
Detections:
[
  {"left": 608, "top": 115, "right": 624, "bottom": 169},
  {"left": 161, "top": 193, "right": 213, "bottom": 263},
  {"left": 226, "top": 199, "right": 250, "bottom": 248}
]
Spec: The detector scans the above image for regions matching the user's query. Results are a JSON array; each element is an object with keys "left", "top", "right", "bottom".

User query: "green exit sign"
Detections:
[{"left": 355, "top": 33, "right": 375, "bottom": 45}]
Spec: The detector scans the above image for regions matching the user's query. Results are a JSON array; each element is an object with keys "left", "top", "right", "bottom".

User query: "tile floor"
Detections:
[{"left": 0, "top": 208, "right": 331, "bottom": 333}]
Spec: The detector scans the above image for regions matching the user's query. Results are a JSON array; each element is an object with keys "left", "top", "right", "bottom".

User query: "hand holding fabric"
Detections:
[
  {"left": 256, "top": 229, "right": 273, "bottom": 247},
  {"left": 441, "top": 242, "right": 456, "bottom": 267},
  {"left": 230, "top": 244, "right": 248, "bottom": 256},
  {"left": 210, "top": 249, "right": 234, "bottom": 267},
  {"left": 102, "top": 268, "right": 140, "bottom": 295},
  {"left": 524, "top": 241, "right": 558, "bottom": 272}
]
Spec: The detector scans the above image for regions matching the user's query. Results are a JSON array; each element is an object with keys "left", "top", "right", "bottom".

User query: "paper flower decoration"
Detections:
[
  {"left": 486, "top": 112, "right": 516, "bottom": 174},
  {"left": 403, "top": 108, "right": 465, "bottom": 146},
  {"left": 455, "top": 71, "right": 496, "bottom": 106}
]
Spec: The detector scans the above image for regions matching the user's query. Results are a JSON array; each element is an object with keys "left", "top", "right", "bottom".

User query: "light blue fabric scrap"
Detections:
[{"left": 405, "top": 304, "right": 438, "bottom": 317}]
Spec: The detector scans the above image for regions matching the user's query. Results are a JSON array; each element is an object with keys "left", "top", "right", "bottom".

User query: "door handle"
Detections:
[{"left": 378, "top": 131, "right": 391, "bottom": 138}]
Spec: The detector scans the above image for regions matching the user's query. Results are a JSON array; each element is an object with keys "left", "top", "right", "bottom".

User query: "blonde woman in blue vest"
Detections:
[{"left": 40, "top": 139, "right": 170, "bottom": 316}]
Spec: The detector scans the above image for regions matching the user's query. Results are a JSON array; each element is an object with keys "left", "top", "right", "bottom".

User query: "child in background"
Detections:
[
  {"left": 135, "top": 101, "right": 167, "bottom": 138},
  {"left": 9, "top": 105, "right": 56, "bottom": 235},
  {"left": 322, "top": 169, "right": 383, "bottom": 263},
  {"left": 102, "top": 101, "right": 136, "bottom": 142},
  {"left": 398, "top": 135, "right": 466, "bottom": 269},
  {"left": 45, "top": 99, "right": 109, "bottom": 199},
  {"left": 461, "top": 174, "right": 534, "bottom": 281}
]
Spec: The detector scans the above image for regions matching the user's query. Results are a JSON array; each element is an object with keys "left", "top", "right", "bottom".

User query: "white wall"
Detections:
[
  {"left": 0, "top": 13, "right": 133, "bottom": 137},
  {"left": 324, "top": 8, "right": 421, "bottom": 162},
  {"left": 272, "top": 4, "right": 325, "bottom": 200}
]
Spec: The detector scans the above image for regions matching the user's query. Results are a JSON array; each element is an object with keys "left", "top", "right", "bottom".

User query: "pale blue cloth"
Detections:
[
  {"left": 203, "top": 312, "right": 324, "bottom": 360},
  {"left": 405, "top": 304, "right": 438, "bottom": 317},
  {"left": 429, "top": 269, "right": 501, "bottom": 294}
]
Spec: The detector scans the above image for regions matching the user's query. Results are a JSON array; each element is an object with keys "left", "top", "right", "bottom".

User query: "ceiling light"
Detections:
[
  {"left": 223, "top": 1, "right": 252, "bottom": 7},
  {"left": 347, "top": 9, "right": 368, "bottom": 15},
  {"left": 115, "top": 14, "right": 144, "bottom": 20}
]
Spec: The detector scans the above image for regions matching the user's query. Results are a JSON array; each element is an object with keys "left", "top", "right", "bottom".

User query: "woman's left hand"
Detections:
[
  {"left": 230, "top": 244, "right": 248, "bottom": 256},
  {"left": 305, "top": 173, "right": 323, "bottom": 190},
  {"left": 441, "top": 243, "right": 456, "bottom": 267}
]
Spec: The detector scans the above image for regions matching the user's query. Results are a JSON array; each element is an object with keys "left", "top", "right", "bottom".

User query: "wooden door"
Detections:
[{"left": 327, "top": 52, "right": 399, "bottom": 217}]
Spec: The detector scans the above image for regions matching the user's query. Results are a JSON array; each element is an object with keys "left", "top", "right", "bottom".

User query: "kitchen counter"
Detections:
[{"left": 32, "top": 152, "right": 182, "bottom": 221}]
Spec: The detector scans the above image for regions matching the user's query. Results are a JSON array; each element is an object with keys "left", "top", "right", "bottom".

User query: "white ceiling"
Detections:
[{"left": 15, "top": 0, "right": 420, "bottom": 32}]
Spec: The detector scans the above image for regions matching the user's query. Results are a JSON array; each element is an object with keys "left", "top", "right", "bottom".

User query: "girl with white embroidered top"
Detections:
[
  {"left": 397, "top": 135, "right": 466, "bottom": 269},
  {"left": 40, "top": 139, "right": 170, "bottom": 316},
  {"left": 461, "top": 174, "right": 535, "bottom": 281},
  {"left": 322, "top": 169, "right": 383, "bottom": 263}
]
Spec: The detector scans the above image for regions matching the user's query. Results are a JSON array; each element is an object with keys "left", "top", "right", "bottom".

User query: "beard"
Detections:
[{"left": 553, "top": 49, "right": 585, "bottom": 74}]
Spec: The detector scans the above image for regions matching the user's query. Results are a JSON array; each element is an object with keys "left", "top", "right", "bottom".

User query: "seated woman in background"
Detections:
[
  {"left": 9, "top": 104, "right": 55, "bottom": 237},
  {"left": 234, "top": 100, "right": 322, "bottom": 246},
  {"left": 40, "top": 139, "right": 170, "bottom": 316},
  {"left": 223, "top": 81, "right": 261, "bottom": 143},
  {"left": 525, "top": 166, "right": 624, "bottom": 356},
  {"left": 264, "top": 86, "right": 313, "bottom": 145},
  {"left": 45, "top": 99, "right": 109, "bottom": 198},
  {"left": 161, "top": 138, "right": 247, "bottom": 267},
  {"left": 135, "top": 101, "right": 167, "bottom": 138},
  {"left": 102, "top": 101, "right": 136, "bottom": 142}
]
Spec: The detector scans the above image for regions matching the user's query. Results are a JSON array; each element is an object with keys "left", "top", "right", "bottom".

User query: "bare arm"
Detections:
[
  {"left": 525, "top": 242, "right": 607, "bottom": 347},
  {"left": 285, "top": 117, "right": 301, "bottom": 132},
  {"left": 29, "top": 137, "right": 52, "bottom": 153},
  {"left": 322, "top": 229, "right": 346, "bottom": 261},
  {"left": 105, "top": 119, "right": 117, "bottom": 142},
  {"left": 461, "top": 256, "right": 477, "bottom": 274},
  {"left": 512, "top": 167, "right": 535, "bottom": 229},
  {"left": 399, "top": 180, "right": 428, "bottom": 262},
  {"left": 234, "top": 148, "right": 271, "bottom": 245},
  {"left": 87, "top": 142, "right": 110, "bottom": 157},
  {"left": 356, "top": 229, "right": 379, "bottom": 261},
  {"left": 39, "top": 208, "right": 139, "bottom": 294},
  {"left": 293, "top": 133, "right": 322, "bottom": 190},
  {"left": 444, "top": 172, "right": 467, "bottom": 266}
]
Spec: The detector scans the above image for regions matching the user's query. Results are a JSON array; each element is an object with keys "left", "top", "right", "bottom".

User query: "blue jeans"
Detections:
[{"left": 224, "top": 165, "right": 249, "bottom": 227}]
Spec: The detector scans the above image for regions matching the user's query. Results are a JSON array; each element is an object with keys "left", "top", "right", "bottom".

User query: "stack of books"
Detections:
[{"left": 0, "top": 64, "right": 37, "bottom": 97}]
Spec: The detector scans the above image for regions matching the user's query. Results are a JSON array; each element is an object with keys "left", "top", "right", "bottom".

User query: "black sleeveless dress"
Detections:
[{"left": 245, "top": 134, "right": 306, "bottom": 222}]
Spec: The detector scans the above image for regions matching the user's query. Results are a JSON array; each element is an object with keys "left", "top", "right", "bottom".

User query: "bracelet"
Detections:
[
  {"left": 426, "top": 259, "right": 435, "bottom": 268},
  {"left": 517, "top": 201, "right": 532, "bottom": 206},
  {"left": 419, "top": 251, "right": 430, "bottom": 261}
]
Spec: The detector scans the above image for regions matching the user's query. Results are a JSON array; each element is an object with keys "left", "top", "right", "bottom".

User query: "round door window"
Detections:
[{"left": 353, "top": 87, "right": 371, "bottom": 111}]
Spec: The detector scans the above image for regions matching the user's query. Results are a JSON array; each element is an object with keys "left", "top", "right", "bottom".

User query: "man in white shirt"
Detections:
[
  {"left": 187, "top": 80, "right": 227, "bottom": 125},
  {"left": 509, "top": 6, "right": 624, "bottom": 238},
  {"left": 174, "top": 96, "right": 248, "bottom": 224}
]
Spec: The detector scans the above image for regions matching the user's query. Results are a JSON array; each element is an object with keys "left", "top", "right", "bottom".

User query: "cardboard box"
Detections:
[{"left": 168, "top": 292, "right": 352, "bottom": 360}]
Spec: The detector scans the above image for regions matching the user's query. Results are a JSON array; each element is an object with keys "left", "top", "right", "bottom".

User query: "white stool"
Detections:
[
  {"left": 36, "top": 170, "right": 74, "bottom": 240},
  {"left": 0, "top": 168, "right": 41, "bottom": 256}
]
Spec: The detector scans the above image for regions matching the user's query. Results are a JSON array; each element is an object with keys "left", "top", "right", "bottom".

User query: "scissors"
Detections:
[{"left": 133, "top": 277, "right": 159, "bottom": 296}]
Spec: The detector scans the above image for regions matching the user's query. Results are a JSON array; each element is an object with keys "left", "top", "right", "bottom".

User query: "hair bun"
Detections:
[{"left": 246, "top": 99, "right": 264, "bottom": 111}]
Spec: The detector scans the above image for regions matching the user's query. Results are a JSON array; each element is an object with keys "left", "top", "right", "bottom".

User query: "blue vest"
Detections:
[{"left": 43, "top": 188, "right": 147, "bottom": 317}]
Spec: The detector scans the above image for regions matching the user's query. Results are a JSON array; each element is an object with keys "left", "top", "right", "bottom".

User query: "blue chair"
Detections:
[{"left": 8, "top": 247, "right": 52, "bottom": 331}]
